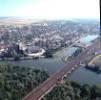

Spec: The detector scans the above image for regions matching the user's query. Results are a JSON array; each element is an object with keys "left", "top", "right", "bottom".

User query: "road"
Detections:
[{"left": 23, "top": 38, "right": 100, "bottom": 100}]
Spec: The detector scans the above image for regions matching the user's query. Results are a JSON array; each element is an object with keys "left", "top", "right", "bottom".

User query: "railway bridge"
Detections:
[{"left": 23, "top": 38, "right": 100, "bottom": 100}]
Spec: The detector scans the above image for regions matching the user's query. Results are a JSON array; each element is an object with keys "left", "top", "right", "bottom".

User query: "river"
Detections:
[{"left": 0, "top": 34, "right": 100, "bottom": 85}]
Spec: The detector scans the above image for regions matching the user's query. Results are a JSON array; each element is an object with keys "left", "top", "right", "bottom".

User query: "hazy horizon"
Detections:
[{"left": 0, "top": 0, "right": 100, "bottom": 20}]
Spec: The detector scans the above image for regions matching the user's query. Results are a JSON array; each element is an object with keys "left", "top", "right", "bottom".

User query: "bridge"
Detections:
[{"left": 23, "top": 38, "right": 100, "bottom": 100}]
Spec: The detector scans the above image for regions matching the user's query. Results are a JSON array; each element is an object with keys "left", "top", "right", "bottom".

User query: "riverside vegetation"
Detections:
[
  {"left": 42, "top": 79, "right": 101, "bottom": 100},
  {"left": 0, "top": 63, "right": 49, "bottom": 100}
]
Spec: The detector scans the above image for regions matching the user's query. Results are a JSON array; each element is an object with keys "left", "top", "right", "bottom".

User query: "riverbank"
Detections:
[
  {"left": 85, "top": 54, "right": 101, "bottom": 73},
  {"left": 88, "top": 54, "right": 101, "bottom": 66},
  {"left": 0, "top": 39, "right": 80, "bottom": 61},
  {"left": 0, "top": 55, "right": 45, "bottom": 61}
]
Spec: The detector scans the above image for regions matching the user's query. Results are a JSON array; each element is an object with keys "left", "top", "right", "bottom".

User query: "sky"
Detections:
[{"left": 0, "top": 0, "right": 100, "bottom": 20}]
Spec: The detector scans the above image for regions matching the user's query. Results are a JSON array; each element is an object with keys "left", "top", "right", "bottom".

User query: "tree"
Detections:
[{"left": 80, "top": 84, "right": 91, "bottom": 99}]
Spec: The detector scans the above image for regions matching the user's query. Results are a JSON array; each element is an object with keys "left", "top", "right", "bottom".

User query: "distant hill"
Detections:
[
  {"left": 0, "top": 17, "right": 36, "bottom": 25},
  {"left": 0, "top": 17, "right": 99, "bottom": 25}
]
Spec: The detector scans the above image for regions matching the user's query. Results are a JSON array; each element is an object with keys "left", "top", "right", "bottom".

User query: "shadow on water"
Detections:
[{"left": 85, "top": 66, "right": 101, "bottom": 74}]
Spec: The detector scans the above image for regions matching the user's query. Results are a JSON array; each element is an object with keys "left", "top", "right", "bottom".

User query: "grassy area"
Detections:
[{"left": 89, "top": 54, "right": 101, "bottom": 66}]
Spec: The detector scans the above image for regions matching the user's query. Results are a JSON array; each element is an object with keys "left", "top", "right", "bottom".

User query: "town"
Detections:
[{"left": 0, "top": 20, "right": 99, "bottom": 60}]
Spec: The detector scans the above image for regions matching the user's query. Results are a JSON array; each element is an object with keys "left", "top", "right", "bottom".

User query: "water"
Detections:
[
  {"left": 2, "top": 46, "right": 78, "bottom": 74},
  {"left": 67, "top": 47, "right": 78, "bottom": 56},
  {"left": 80, "top": 35, "right": 98, "bottom": 44},
  {"left": 54, "top": 47, "right": 78, "bottom": 57},
  {"left": 0, "top": 35, "right": 100, "bottom": 85},
  {"left": 4, "top": 58, "right": 65, "bottom": 74},
  {"left": 68, "top": 34, "right": 101, "bottom": 85},
  {"left": 68, "top": 67, "right": 101, "bottom": 85}
]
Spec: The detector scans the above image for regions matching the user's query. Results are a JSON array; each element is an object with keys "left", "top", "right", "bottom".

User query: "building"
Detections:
[{"left": 24, "top": 46, "right": 45, "bottom": 57}]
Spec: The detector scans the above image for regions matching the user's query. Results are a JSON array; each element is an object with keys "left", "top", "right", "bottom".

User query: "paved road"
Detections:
[{"left": 23, "top": 38, "right": 100, "bottom": 100}]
